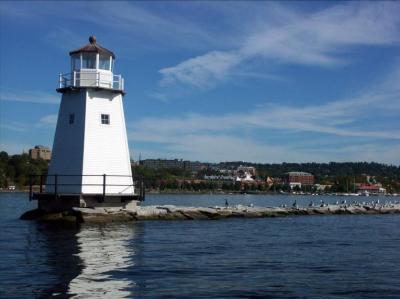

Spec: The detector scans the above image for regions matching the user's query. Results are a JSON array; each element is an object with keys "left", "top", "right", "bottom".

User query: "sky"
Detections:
[{"left": 0, "top": 1, "right": 399, "bottom": 164}]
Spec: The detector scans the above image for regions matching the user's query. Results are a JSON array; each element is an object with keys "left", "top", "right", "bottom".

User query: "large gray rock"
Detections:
[{"left": 20, "top": 203, "right": 400, "bottom": 223}]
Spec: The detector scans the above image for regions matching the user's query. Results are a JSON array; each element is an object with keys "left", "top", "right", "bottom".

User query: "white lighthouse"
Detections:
[{"left": 35, "top": 36, "right": 143, "bottom": 210}]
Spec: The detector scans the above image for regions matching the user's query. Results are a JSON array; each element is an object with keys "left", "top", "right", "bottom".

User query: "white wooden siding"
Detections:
[
  {"left": 82, "top": 90, "right": 133, "bottom": 194},
  {"left": 46, "top": 89, "right": 134, "bottom": 195},
  {"left": 46, "top": 90, "right": 86, "bottom": 193}
]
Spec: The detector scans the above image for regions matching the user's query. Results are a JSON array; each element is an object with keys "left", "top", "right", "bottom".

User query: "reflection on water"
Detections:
[
  {"left": 37, "top": 224, "right": 82, "bottom": 298},
  {"left": 67, "top": 224, "right": 141, "bottom": 298},
  {"left": 2, "top": 193, "right": 400, "bottom": 298}
]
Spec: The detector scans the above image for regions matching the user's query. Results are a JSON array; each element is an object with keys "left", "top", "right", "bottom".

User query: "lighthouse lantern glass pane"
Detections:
[
  {"left": 71, "top": 55, "right": 80, "bottom": 70},
  {"left": 82, "top": 53, "right": 96, "bottom": 69},
  {"left": 99, "top": 54, "right": 110, "bottom": 70}
]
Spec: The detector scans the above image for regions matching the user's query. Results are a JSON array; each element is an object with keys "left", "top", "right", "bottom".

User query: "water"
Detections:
[{"left": 1, "top": 192, "right": 400, "bottom": 298}]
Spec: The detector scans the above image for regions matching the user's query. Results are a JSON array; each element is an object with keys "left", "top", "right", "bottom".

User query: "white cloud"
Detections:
[
  {"left": 0, "top": 114, "right": 58, "bottom": 134},
  {"left": 159, "top": 2, "right": 400, "bottom": 88},
  {"left": 129, "top": 66, "right": 400, "bottom": 163},
  {"left": 147, "top": 91, "right": 168, "bottom": 102},
  {"left": 160, "top": 51, "right": 241, "bottom": 88},
  {"left": 37, "top": 114, "right": 58, "bottom": 127},
  {"left": 0, "top": 90, "right": 59, "bottom": 105},
  {"left": 0, "top": 122, "right": 31, "bottom": 133},
  {"left": 1, "top": 1, "right": 237, "bottom": 52}
]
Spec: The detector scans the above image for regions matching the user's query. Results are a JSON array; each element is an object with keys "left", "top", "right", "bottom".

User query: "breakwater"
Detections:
[
  {"left": 21, "top": 202, "right": 400, "bottom": 224},
  {"left": 5, "top": 192, "right": 400, "bottom": 298}
]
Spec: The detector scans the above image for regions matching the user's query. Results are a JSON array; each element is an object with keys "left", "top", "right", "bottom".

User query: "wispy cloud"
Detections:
[
  {"left": 1, "top": 1, "right": 237, "bottom": 53},
  {"left": 159, "top": 51, "right": 241, "bottom": 88},
  {"left": 0, "top": 122, "right": 31, "bottom": 133},
  {"left": 0, "top": 114, "right": 58, "bottom": 133},
  {"left": 37, "top": 114, "right": 57, "bottom": 127},
  {"left": 147, "top": 90, "right": 169, "bottom": 103},
  {"left": 159, "top": 2, "right": 400, "bottom": 88},
  {"left": 0, "top": 90, "right": 59, "bottom": 105},
  {"left": 129, "top": 65, "right": 400, "bottom": 163}
]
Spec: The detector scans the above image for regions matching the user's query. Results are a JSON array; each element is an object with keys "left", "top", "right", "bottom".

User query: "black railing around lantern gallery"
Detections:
[{"left": 28, "top": 174, "right": 145, "bottom": 202}]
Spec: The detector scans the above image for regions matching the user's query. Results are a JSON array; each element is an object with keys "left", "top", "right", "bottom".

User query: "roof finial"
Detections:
[{"left": 89, "top": 35, "right": 96, "bottom": 44}]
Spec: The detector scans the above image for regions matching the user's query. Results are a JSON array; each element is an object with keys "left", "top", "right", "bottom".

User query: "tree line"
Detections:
[
  {"left": 132, "top": 162, "right": 400, "bottom": 193},
  {"left": 1, "top": 151, "right": 399, "bottom": 192},
  {"left": 0, "top": 152, "right": 49, "bottom": 188}
]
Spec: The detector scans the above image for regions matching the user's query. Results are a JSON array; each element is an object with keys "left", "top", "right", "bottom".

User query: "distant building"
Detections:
[
  {"left": 204, "top": 175, "right": 235, "bottom": 181},
  {"left": 140, "top": 159, "right": 207, "bottom": 172},
  {"left": 236, "top": 165, "right": 257, "bottom": 177},
  {"left": 314, "top": 184, "right": 332, "bottom": 191},
  {"left": 234, "top": 165, "right": 257, "bottom": 182},
  {"left": 271, "top": 177, "right": 283, "bottom": 185},
  {"left": 184, "top": 160, "right": 207, "bottom": 172},
  {"left": 130, "top": 160, "right": 140, "bottom": 167},
  {"left": 219, "top": 169, "right": 235, "bottom": 175},
  {"left": 284, "top": 171, "right": 314, "bottom": 187},
  {"left": 141, "top": 159, "right": 185, "bottom": 169},
  {"left": 356, "top": 184, "right": 386, "bottom": 195},
  {"left": 266, "top": 176, "right": 274, "bottom": 187},
  {"left": 29, "top": 145, "right": 51, "bottom": 160}
]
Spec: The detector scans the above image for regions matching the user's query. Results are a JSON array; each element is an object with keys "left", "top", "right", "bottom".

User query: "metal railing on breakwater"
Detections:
[{"left": 28, "top": 174, "right": 145, "bottom": 202}]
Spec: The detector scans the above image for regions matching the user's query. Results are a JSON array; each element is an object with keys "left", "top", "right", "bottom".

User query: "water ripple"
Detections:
[{"left": 2, "top": 193, "right": 400, "bottom": 298}]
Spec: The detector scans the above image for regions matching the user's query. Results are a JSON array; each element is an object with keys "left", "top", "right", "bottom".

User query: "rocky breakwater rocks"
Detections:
[{"left": 20, "top": 203, "right": 400, "bottom": 224}]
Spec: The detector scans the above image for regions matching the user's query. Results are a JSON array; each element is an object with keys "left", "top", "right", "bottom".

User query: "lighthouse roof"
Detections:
[{"left": 69, "top": 36, "right": 115, "bottom": 58}]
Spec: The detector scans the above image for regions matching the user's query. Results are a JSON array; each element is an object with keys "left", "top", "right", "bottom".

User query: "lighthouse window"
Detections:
[
  {"left": 99, "top": 54, "right": 110, "bottom": 70},
  {"left": 71, "top": 54, "right": 80, "bottom": 70},
  {"left": 101, "top": 114, "right": 110, "bottom": 125},
  {"left": 82, "top": 53, "right": 96, "bottom": 69},
  {"left": 69, "top": 113, "right": 75, "bottom": 125}
]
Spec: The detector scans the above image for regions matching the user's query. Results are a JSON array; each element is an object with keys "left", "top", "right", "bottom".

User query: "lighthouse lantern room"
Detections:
[{"left": 32, "top": 36, "right": 143, "bottom": 211}]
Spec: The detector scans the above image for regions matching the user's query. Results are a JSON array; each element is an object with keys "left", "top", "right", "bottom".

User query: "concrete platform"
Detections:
[{"left": 33, "top": 192, "right": 142, "bottom": 212}]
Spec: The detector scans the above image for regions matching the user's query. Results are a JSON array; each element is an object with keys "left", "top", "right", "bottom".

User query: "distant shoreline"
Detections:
[{"left": 2, "top": 189, "right": 398, "bottom": 197}]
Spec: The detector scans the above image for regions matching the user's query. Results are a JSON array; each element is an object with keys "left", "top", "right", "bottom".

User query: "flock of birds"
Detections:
[{"left": 280, "top": 199, "right": 400, "bottom": 209}]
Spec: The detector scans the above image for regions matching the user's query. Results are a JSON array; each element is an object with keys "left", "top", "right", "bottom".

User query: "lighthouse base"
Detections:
[{"left": 33, "top": 193, "right": 142, "bottom": 212}]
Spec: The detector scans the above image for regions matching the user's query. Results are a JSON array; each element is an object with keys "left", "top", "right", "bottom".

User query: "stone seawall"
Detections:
[{"left": 21, "top": 203, "right": 400, "bottom": 224}]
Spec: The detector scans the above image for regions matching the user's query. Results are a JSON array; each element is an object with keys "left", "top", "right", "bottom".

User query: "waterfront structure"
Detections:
[
  {"left": 141, "top": 159, "right": 185, "bottom": 169},
  {"left": 284, "top": 171, "right": 314, "bottom": 187},
  {"left": 34, "top": 36, "right": 142, "bottom": 210},
  {"left": 236, "top": 165, "right": 257, "bottom": 177},
  {"left": 234, "top": 165, "right": 256, "bottom": 182},
  {"left": 266, "top": 176, "right": 274, "bottom": 187},
  {"left": 29, "top": 145, "right": 51, "bottom": 160},
  {"left": 356, "top": 184, "right": 386, "bottom": 195},
  {"left": 184, "top": 160, "right": 207, "bottom": 172},
  {"left": 235, "top": 172, "right": 255, "bottom": 182},
  {"left": 140, "top": 159, "right": 207, "bottom": 171},
  {"left": 314, "top": 184, "right": 332, "bottom": 192},
  {"left": 204, "top": 175, "right": 235, "bottom": 181}
]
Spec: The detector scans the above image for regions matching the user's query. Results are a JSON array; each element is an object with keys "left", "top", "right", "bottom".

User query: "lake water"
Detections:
[{"left": 1, "top": 192, "right": 400, "bottom": 298}]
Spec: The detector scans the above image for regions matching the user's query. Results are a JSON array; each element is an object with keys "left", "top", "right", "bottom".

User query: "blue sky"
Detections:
[{"left": 0, "top": 1, "right": 399, "bottom": 164}]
